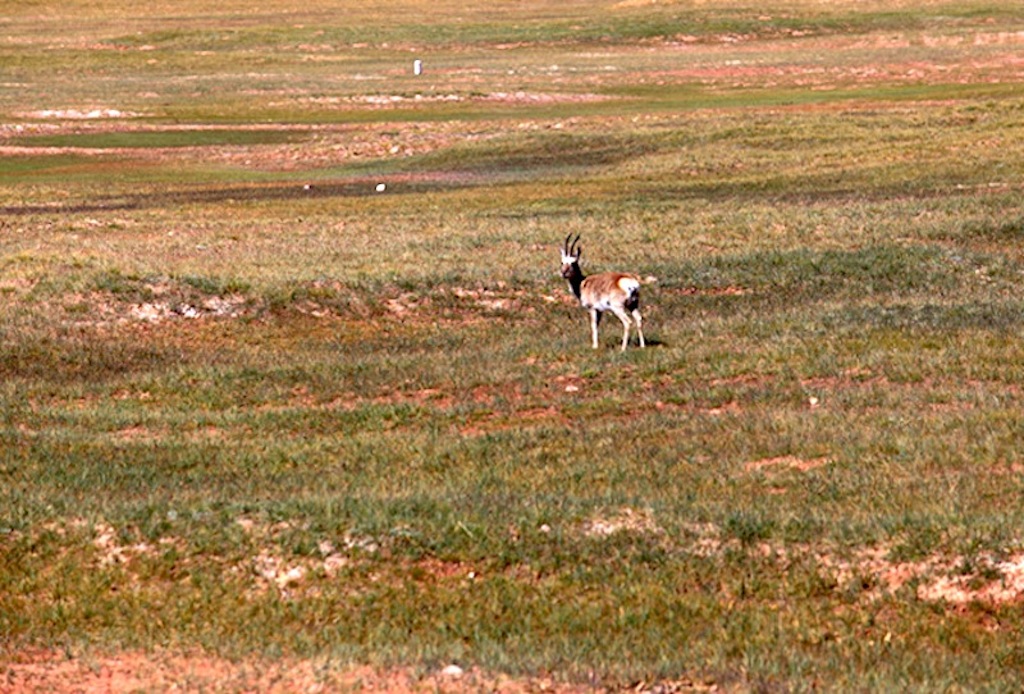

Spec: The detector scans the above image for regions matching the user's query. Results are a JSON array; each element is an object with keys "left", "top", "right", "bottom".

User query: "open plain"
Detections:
[{"left": 3, "top": 0, "right": 1024, "bottom": 690}]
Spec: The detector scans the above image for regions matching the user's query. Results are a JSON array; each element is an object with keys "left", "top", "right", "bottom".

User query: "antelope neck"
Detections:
[{"left": 565, "top": 264, "right": 584, "bottom": 300}]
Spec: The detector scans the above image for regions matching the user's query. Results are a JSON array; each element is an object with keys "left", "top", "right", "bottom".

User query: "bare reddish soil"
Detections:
[{"left": 1, "top": 651, "right": 612, "bottom": 693}]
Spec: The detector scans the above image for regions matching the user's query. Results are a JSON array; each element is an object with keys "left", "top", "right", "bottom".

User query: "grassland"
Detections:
[{"left": 2, "top": 0, "right": 1024, "bottom": 690}]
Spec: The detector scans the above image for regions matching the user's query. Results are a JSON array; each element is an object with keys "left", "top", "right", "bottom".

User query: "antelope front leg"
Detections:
[{"left": 590, "top": 309, "right": 601, "bottom": 349}]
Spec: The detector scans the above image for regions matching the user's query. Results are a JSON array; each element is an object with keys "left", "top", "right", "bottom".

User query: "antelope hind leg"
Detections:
[
  {"left": 611, "top": 307, "right": 633, "bottom": 351},
  {"left": 632, "top": 309, "right": 645, "bottom": 348}
]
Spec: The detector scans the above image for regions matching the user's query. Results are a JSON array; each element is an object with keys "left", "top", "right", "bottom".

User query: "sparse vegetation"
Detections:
[{"left": 2, "top": 0, "right": 1024, "bottom": 690}]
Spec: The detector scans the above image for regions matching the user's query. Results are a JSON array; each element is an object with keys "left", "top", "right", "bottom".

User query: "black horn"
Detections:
[{"left": 569, "top": 234, "right": 581, "bottom": 256}]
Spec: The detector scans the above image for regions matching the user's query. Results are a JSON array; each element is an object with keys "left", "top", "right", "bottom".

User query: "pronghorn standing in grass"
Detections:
[{"left": 560, "top": 234, "right": 645, "bottom": 351}]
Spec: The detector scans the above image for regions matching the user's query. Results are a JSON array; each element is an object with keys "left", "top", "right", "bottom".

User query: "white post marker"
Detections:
[{"left": 413, "top": 59, "right": 423, "bottom": 76}]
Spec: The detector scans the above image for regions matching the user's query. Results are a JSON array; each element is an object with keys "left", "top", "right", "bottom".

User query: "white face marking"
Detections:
[{"left": 561, "top": 251, "right": 578, "bottom": 265}]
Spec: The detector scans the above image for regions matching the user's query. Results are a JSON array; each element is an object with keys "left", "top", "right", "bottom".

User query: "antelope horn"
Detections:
[
  {"left": 564, "top": 233, "right": 573, "bottom": 255},
  {"left": 569, "top": 234, "right": 581, "bottom": 257}
]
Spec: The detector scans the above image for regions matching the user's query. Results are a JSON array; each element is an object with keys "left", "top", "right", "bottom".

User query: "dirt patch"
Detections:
[
  {"left": 744, "top": 455, "right": 832, "bottom": 474},
  {"left": 110, "top": 424, "right": 164, "bottom": 445},
  {"left": 679, "top": 286, "right": 751, "bottom": 297},
  {"left": 553, "top": 373, "right": 585, "bottom": 394},
  {"left": 18, "top": 108, "right": 143, "bottom": 119},
  {"left": 583, "top": 506, "right": 664, "bottom": 539},
  {"left": 459, "top": 405, "right": 563, "bottom": 437},
  {"left": 0, "top": 650, "right": 598, "bottom": 693},
  {"left": 72, "top": 516, "right": 1024, "bottom": 608},
  {"left": 450, "top": 286, "right": 524, "bottom": 312},
  {"left": 384, "top": 292, "right": 426, "bottom": 316},
  {"left": 0, "top": 119, "right": 508, "bottom": 174},
  {"left": 670, "top": 521, "right": 1024, "bottom": 607},
  {"left": 382, "top": 285, "right": 532, "bottom": 319},
  {"left": 232, "top": 516, "right": 380, "bottom": 598},
  {"left": 292, "top": 91, "right": 612, "bottom": 109},
  {"left": 651, "top": 29, "right": 1024, "bottom": 89},
  {"left": 818, "top": 545, "right": 1024, "bottom": 606},
  {"left": 916, "top": 554, "right": 1024, "bottom": 605},
  {"left": 43, "top": 284, "right": 252, "bottom": 329},
  {"left": 0, "top": 277, "right": 37, "bottom": 297}
]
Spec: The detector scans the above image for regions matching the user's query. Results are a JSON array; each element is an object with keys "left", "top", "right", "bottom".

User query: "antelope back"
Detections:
[{"left": 580, "top": 272, "right": 639, "bottom": 309}]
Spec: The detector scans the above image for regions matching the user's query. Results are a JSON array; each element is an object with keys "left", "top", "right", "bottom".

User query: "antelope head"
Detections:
[{"left": 560, "top": 233, "right": 581, "bottom": 280}]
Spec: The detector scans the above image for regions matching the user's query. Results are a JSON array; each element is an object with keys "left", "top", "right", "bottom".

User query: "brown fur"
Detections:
[{"left": 580, "top": 273, "right": 640, "bottom": 311}]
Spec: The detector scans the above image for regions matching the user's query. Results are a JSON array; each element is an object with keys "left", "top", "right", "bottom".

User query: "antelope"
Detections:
[{"left": 560, "top": 234, "right": 645, "bottom": 351}]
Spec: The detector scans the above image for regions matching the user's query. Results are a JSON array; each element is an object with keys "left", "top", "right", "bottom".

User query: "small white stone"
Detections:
[
  {"left": 375, "top": 183, "right": 387, "bottom": 193},
  {"left": 440, "top": 664, "right": 463, "bottom": 678}
]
